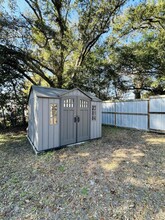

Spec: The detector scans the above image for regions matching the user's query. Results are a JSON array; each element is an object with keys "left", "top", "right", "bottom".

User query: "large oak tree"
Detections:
[{"left": 0, "top": 0, "right": 127, "bottom": 89}]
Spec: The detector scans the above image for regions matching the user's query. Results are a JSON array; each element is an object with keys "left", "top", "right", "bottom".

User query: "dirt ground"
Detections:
[{"left": 0, "top": 126, "right": 165, "bottom": 220}]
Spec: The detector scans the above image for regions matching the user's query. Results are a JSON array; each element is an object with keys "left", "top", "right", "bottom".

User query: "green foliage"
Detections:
[
  {"left": 66, "top": 45, "right": 118, "bottom": 99},
  {"left": 81, "top": 187, "right": 89, "bottom": 196},
  {"left": 108, "top": 29, "right": 165, "bottom": 98},
  {"left": 0, "top": 0, "right": 164, "bottom": 101},
  {"left": 0, "top": 0, "right": 128, "bottom": 90},
  {"left": 105, "top": 0, "right": 165, "bottom": 98},
  {"left": 58, "top": 165, "right": 65, "bottom": 172},
  {"left": 112, "top": 0, "right": 165, "bottom": 38}
]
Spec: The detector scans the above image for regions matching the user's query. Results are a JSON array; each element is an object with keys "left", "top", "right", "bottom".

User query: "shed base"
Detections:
[
  {"left": 27, "top": 135, "right": 40, "bottom": 155},
  {"left": 67, "top": 141, "right": 87, "bottom": 147},
  {"left": 27, "top": 136, "right": 102, "bottom": 154}
]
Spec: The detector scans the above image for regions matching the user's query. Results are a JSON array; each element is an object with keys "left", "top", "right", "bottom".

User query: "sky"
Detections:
[
  {"left": 1, "top": 0, "right": 145, "bottom": 46},
  {"left": 1, "top": 0, "right": 144, "bottom": 48},
  {"left": 2, "top": 0, "right": 144, "bottom": 15}
]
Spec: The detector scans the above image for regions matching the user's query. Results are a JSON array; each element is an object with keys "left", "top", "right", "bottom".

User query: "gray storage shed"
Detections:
[{"left": 28, "top": 85, "right": 102, "bottom": 152}]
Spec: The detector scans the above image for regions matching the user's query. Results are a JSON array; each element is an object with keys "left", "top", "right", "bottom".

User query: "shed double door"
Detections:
[{"left": 61, "top": 96, "right": 90, "bottom": 146}]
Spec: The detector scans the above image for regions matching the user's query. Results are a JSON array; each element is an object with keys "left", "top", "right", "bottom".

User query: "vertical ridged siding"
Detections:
[
  {"left": 102, "top": 100, "right": 148, "bottom": 130},
  {"left": 38, "top": 98, "right": 60, "bottom": 151},
  {"left": 102, "top": 96, "right": 165, "bottom": 132},
  {"left": 91, "top": 102, "right": 102, "bottom": 139},
  {"left": 150, "top": 97, "right": 165, "bottom": 131}
]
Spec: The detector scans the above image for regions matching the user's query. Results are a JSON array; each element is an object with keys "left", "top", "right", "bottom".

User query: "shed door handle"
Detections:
[{"left": 74, "top": 116, "right": 80, "bottom": 123}]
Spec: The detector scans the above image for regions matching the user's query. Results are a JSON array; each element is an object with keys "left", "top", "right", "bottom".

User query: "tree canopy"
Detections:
[
  {"left": 0, "top": 0, "right": 128, "bottom": 88},
  {"left": 0, "top": 0, "right": 164, "bottom": 104}
]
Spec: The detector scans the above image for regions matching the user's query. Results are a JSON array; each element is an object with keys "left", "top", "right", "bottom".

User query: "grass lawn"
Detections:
[{"left": 0, "top": 126, "right": 165, "bottom": 220}]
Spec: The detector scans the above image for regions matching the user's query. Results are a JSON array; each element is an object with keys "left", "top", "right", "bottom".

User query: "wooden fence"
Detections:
[{"left": 102, "top": 95, "right": 165, "bottom": 132}]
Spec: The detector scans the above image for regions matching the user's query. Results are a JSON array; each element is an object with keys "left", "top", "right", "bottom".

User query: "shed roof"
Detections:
[{"left": 29, "top": 85, "right": 102, "bottom": 102}]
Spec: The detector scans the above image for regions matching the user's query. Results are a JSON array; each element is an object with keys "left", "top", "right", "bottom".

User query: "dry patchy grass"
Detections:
[{"left": 0, "top": 126, "right": 165, "bottom": 220}]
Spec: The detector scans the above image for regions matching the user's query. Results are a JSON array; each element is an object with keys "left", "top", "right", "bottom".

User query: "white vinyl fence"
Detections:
[
  {"left": 149, "top": 96, "right": 165, "bottom": 131},
  {"left": 102, "top": 95, "right": 165, "bottom": 132}
]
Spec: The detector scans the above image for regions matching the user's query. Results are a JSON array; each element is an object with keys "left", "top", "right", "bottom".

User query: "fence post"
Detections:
[
  {"left": 115, "top": 102, "right": 117, "bottom": 127},
  {"left": 148, "top": 98, "right": 150, "bottom": 130}
]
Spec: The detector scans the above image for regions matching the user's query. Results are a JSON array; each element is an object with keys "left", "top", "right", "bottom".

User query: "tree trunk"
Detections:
[
  {"left": 2, "top": 108, "right": 6, "bottom": 128},
  {"left": 22, "top": 104, "right": 26, "bottom": 126},
  {"left": 134, "top": 90, "right": 141, "bottom": 99},
  {"left": 57, "top": 74, "right": 63, "bottom": 88}
]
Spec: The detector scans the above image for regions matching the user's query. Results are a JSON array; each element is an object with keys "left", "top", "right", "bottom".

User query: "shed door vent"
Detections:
[
  {"left": 63, "top": 99, "right": 74, "bottom": 108},
  {"left": 80, "top": 99, "right": 88, "bottom": 108}
]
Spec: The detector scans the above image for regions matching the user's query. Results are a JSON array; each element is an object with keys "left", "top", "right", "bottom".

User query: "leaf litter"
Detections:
[{"left": 0, "top": 126, "right": 165, "bottom": 219}]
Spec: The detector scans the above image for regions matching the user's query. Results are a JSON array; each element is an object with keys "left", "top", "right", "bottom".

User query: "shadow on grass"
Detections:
[
  {"left": 54, "top": 125, "right": 165, "bottom": 218},
  {"left": 0, "top": 130, "right": 33, "bottom": 156},
  {"left": 0, "top": 126, "right": 165, "bottom": 219},
  {"left": 82, "top": 126, "right": 165, "bottom": 219}
]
